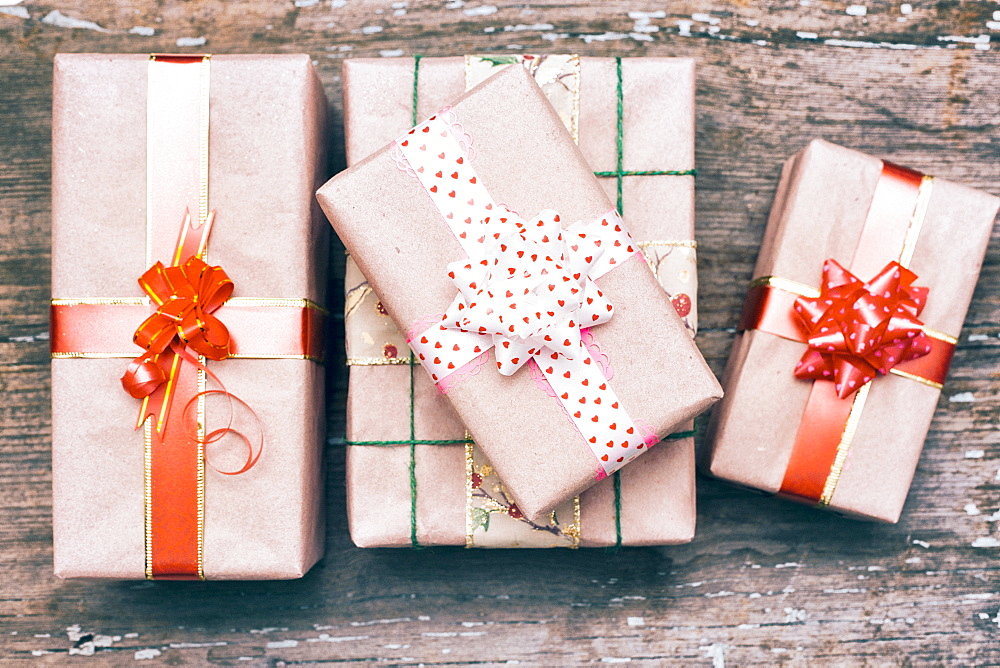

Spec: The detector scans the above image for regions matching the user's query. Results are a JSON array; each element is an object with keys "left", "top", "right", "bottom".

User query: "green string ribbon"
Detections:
[{"left": 345, "top": 54, "right": 697, "bottom": 549}]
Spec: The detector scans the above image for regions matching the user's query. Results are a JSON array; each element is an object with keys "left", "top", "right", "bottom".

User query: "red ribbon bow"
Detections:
[
  {"left": 792, "top": 259, "right": 934, "bottom": 399},
  {"left": 121, "top": 255, "right": 234, "bottom": 413}
]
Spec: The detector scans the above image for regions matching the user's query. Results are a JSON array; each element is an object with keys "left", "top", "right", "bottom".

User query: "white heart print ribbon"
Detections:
[{"left": 395, "top": 109, "right": 656, "bottom": 477}]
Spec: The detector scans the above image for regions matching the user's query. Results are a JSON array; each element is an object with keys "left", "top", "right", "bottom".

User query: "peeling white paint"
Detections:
[
  {"left": 949, "top": 392, "right": 975, "bottom": 403},
  {"left": 676, "top": 20, "right": 693, "bottom": 37},
  {"left": 350, "top": 618, "right": 412, "bottom": 627},
  {"left": 846, "top": 5, "right": 868, "bottom": 17},
  {"left": 294, "top": 0, "right": 319, "bottom": 6},
  {"left": 7, "top": 330, "right": 47, "bottom": 342},
  {"left": 0, "top": 5, "right": 28, "bottom": 18},
  {"left": 380, "top": 49, "right": 405, "bottom": 57},
  {"left": 775, "top": 562, "right": 801, "bottom": 569},
  {"left": 938, "top": 34, "right": 990, "bottom": 45},
  {"left": 700, "top": 643, "right": 727, "bottom": 668},
  {"left": 626, "top": 616, "right": 645, "bottom": 626},
  {"left": 134, "top": 649, "right": 161, "bottom": 660},
  {"left": 965, "top": 450, "right": 985, "bottom": 459},
  {"left": 42, "top": 10, "right": 110, "bottom": 32},
  {"left": 331, "top": 0, "right": 347, "bottom": 7},
  {"left": 176, "top": 36, "right": 207, "bottom": 46},
  {"left": 129, "top": 26, "right": 155, "bottom": 36},
  {"left": 464, "top": 5, "right": 497, "bottom": 17},
  {"left": 692, "top": 13, "right": 721, "bottom": 25},
  {"left": 705, "top": 591, "right": 736, "bottom": 598},
  {"left": 629, "top": 11, "right": 661, "bottom": 34},
  {"left": 266, "top": 640, "right": 298, "bottom": 649},
  {"left": 306, "top": 634, "right": 371, "bottom": 643},
  {"left": 900, "top": 4, "right": 913, "bottom": 15},
  {"left": 784, "top": 608, "right": 807, "bottom": 623},
  {"left": 987, "top": 22, "right": 1000, "bottom": 30},
  {"left": 360, "top": 25, "right": 383, "bottom": 34},
  {"left": 628, "top": 10, "right": 665, "bottom": 19},
  {"left": 0, "top": 0, "right": 24, "bottom": 6},
  {"left": 579, "top": 31, "right": 629, "bottom": 43},
  {"left": 825, "top": 39, "right": 917, "bottom": 49},
  {"left": 823, "top": 588, "right": 865, "bottom": 593},
  {"left": 972, "top": 537, "right": 1000, "bottom": 547},
  {"left": 796, "top": 31, "right": 818, "bottom": 39},
  {"left": 504, "top": 23, "right": 553, "bottom": 31},
  {"left": 600, "top": 659, "right": 632, "bottom": 664},
  {"left": 905, "top": 557, "right": 921, "bottom": 563},
  {"left": 169, "top": 642, "right": 226, "bottom": 649},
  {"left": 966, "top": 503, "right": 982, "bottom": 516}
]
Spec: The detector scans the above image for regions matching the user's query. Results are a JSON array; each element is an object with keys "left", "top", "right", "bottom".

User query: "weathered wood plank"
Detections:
[{"left": 1, "top": 0, "right": 999, "bottom": 665}]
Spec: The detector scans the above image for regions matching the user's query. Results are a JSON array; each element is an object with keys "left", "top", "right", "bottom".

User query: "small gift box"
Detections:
[
  {"left": 319, "top": 63, "right": 721, "bottom": 523},
  {"left": 703, "top": 139, "right": 1000, "bottom": 523},
  {"left": 341, "top": 55, "right": 702, "bottom": 547},
  {"left": 51, "top": 54, "right": 328, "bottom": 579}
]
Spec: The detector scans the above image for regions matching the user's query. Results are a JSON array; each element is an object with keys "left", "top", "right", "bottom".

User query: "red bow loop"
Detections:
[
  {"left": 122, "top": 255, "right": 234, "bottom": 400},
  {"left": 791, "top": 259, "right": 934, "bottom": 399}
]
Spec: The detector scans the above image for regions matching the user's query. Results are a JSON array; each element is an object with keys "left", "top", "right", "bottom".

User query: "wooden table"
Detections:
[{"left": 2, "top": 1, "right": 998, "bottom": 664}]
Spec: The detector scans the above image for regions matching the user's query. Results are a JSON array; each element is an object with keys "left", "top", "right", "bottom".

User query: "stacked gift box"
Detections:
[{"left": 339, "top": 55, "right": 706, "bottom": 548}]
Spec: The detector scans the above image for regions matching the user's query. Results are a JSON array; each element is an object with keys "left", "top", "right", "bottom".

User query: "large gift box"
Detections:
[
  {"left": 319, "top": 62, "right": 721, "bottom": 526},
  {"left": 51, "top": 54, "right": 328, "bottom": 579},
  {"left": 703, "top": 139, "right": 1000, "bottom": 523},
  {"left": 340, "top": 55, "right": 703, "bottom": 547}
]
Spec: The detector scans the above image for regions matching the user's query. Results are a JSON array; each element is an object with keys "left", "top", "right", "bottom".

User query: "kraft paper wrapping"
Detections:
[
  {"left": 319, "top": 62, "right": 721, "bottom": 525},
  {"left": 51, "top": 54, "right": 328, "bottom": 578},
  {"left": 340, "top": 56, "right": 701, "bottom": 547},
  {"left": 703, "top": 139, "right": 1000, "bottom": 523}
]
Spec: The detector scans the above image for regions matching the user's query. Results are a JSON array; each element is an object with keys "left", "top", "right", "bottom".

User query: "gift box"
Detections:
[
  {"left": 50, "top": 54, "right": 328, "bottom": 579},
  {"left": 341, "top": 55, "right": 702, "bottom": 547},
  {"left": 703, "top": 139, "right": 1000, "bottom": 523},
  {"left": 319, "top": 62, "right": 721, "bottom": 524}
]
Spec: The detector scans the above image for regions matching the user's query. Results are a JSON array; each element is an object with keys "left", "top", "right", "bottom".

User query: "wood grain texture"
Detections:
[{"left": 2, "top": 0, "right": 999, "bottom": 664}]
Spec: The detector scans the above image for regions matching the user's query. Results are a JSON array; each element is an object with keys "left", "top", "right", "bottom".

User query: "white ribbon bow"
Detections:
[{"left": 441, "top": 209, "right": 621, "bottom": 375}]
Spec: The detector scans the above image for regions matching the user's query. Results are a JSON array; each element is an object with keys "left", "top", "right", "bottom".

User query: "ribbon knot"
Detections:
[
  {"left": 122, "top": 255, "right": 234, "bottom": 402},
  {"left": 792, "top": 258, "right": 933, "bottom": 398},
  {"left": 440, "top": 209, "right": 617, "bottom": 375}
]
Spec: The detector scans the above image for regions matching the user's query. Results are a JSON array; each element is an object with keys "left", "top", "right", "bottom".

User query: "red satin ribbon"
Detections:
[{"left": 738, "top": 161, "right": 955, "bottom": 506}]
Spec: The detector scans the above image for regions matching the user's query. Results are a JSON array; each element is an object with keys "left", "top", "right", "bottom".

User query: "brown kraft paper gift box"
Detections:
[
  {"left": 51, "top": 54, "right": 328, "bottom": 579},
  {"left": 340, "top": 55, "right": 704, "bottom": 547},
  {"left": 318, "top": 63, "right": 721, "bottom": 526},
  {"left": 703, "top": 139, "right": 1000, "bottom": 523}
]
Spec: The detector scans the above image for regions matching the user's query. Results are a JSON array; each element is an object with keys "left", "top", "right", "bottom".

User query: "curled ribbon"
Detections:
[
  {"left": 397, "top": 110, "right": 654, "bottom": 477},
  {"left": 120, "top": 209, "right": 262, "bottom": 477},
  {"left": 791, "top": 259, "right": 933, "bottom": 399}
]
